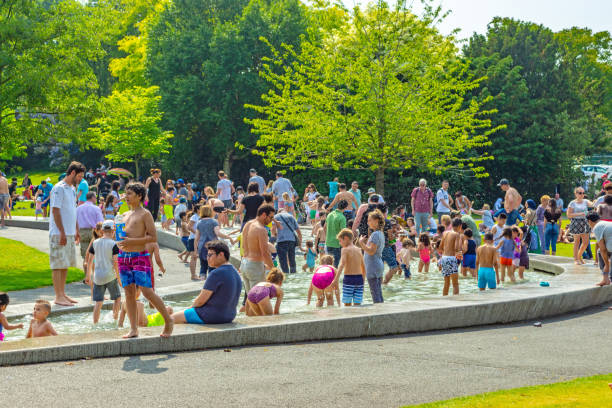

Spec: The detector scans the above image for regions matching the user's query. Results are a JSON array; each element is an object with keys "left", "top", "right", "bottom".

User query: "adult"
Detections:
[
  {"left": 77, "top": 177, "right": 89, "bottom": 205},
  {"left": 49, "top": 162, "right": 85, "bottom": 306},
  {"left": 117, "top": 182, "right": 173, "bottom": 338},
  {"left": 536, "top": 195, "right": 550, "bottom": 253},
  {"left": 567, "top": 186, "right": 592, "bottom": 265},
  {"left": 587, "top": 212, "right": 612, "bottom": 286},
  {"left": 271, "top": 172, "right": 294, "bottom": 210},
  {"left": 110, "top": 181, "right": 121, "bottom": 202},
  {"left": 76, "top": 192, "right": 104, "bottom": 271},
  {"left": 249, "top": 169, "right": 266, "bottom": 195},
  {"left": 366, "top": 187, "right": 385, "bottom": 204},
  {"left": 241, "top": 205, "right": 275, "bottom": 296},
  {"left": 176, "top": 179, "right": 188, "bottom": 198},
  {"left": 0, "top": 172, "right": 8, "bottom": 228},
  {"left": 498, "top": 179, "right": 522, "bottom": 225},
  {"left": 359, "top": 209, "right": 385, "bottom": 303},
  {"left": 454, "top": 191, "right": 471, "bottom": 215},
  {"left": 410, "top": 179, "right": 434, "bottom": 235},
  {"left": 350, "top": 181, "right": 362, "bottom": 211},
  {"left": 216, "top": 170, "right": 234, "bottom": 209},
  {"left": 554, "top": 193, "right": 564, "bottom": 211},
  {"left": 36, "top": 180, "right": 53, "bottom": 218},
  {"left": 543, "top": 198, "right": 562, "bottom": 255},
  {"left": 325, "top": 200, "right": 348, "bottom": 267},
  {"left": 460, "top": 212, "right": 482, "bottom": 246},
  {"left": 353, "top": 194, "right": 380, "bottom": 237},
  {"left": 230, "top": 182, "right": 264, "bottom": 228},
  {"left": 328, "top": 183, "right": 360, "bottom": 218},
  {"left": 327, "top": 177, "right": 339, "bottom": 200},
  {"left": 274, "top": 209, "right": 302, "bottom": 274},
  {"left": 435, "top": 180, "right": 453, "bottom": 222},
  {"left": 172, "top": 241, "right": 242, "bottom": 324},
  {"left": 195, "top": 205, "right": 232, "bottom": 278},
  {"left": 20, "top": 173, "right": 31, "bottom": 188},
  {"left": 144, "top": 168, "right": 163, "bottom": 222}
]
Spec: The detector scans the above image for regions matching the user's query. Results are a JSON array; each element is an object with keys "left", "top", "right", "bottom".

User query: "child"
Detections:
[
  {"left": 104, "top": 194, "right": 116, "bottom": 220},
  {"left": 476, "top": 233, "right": 499, "bottom": 290},
  {"left": 177, "top": 211, "right": 191, "bottom": 263},
  {"left": 518, "top": 225, "right": 531, "bottom": 280},
  {"left": 418, "top": 233, "right": 433, "bottom": 274},
  {"left": 281, "top": 192, "right": 295, "bottom": 217},
  {"left": 511, "top": 226, "right": 522, "bottom": 276},
  {"left": 314, "top": 218, "right": 327, "bottom": 258},
  {"left": 307, "top": 255, "right": 340, "bottom": 307},
  {"left": 303, "top": 240, "right": 317, "bottom": 272},
  {"left": 496, "top": 228, "right": 516, "bottom": 283},
  {"left": 0, "top": 293, "right": 24, "bottom": 341},
  {"left": 86, "top": 220, "right": 122, "bottom": 324},
  {"left": 462, "top": 228, "right": 477, "bottom": 277},
  {"left": 118, "top": 288, "right": 174, "bottom": 327},
  {"left": 145, "top": 241, "right": 166, "bottom": 278},
  {"left": 335, "top": 229, "right": 366, "bottom": 306},
  {"left": 438, "top": 218, "right": 463, "bottom": 296},
  {"left": 490, "top": 213, "right": 507, "bottom": 248},
  {"left": 26, "top": 300, "right": 57, "bottom": 338},
  {"left": 145, "top": 306, "right": 175, "bottom": 327},
  {"left": 34, "top": 196, "right": 43, "bottom": 220},
  {"left": 397, "top": 238, "right": 415, "bottom": 279},
  {"left": 245, "top": 268, "right": 285, "bottom": 316},
  {"left": 440, "top": 214, "right": 452, "bottom": 231},
  {"left": 472, "top": 204, "right": 494, "bottom": 231}
]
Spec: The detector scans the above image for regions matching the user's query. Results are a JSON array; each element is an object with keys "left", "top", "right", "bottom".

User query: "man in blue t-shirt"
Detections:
[
  {"left": 77, "top": 178, "right": 89, "bottom": 205},
  {"left": 36, "top": 180, "right": 53, "bottom": 217},
  {"left": 327, "top": 177, "right": 339, "bottom": 200},
  {"left": 171, "top": 241, "right": 242, "bottom": 324},
  {"left": 248, "top": 169, "right": 266, "bottom": 195}
]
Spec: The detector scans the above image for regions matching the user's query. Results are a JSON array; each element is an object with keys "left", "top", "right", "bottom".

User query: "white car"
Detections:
[{"left": 578, "top": 164, "right": 611, "bottom": 182}]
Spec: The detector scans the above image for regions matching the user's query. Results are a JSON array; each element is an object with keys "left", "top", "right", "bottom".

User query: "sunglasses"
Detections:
[{"left": 576, "top": 191, "right": 585, "bottom": 195}]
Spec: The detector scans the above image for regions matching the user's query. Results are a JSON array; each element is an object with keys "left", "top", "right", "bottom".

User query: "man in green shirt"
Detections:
[
  {"left": 326, "top": 200, "right": 348, "bottom": 267},
  {"left": 458, "top": 212, "right": 481, "bottom": 246}
]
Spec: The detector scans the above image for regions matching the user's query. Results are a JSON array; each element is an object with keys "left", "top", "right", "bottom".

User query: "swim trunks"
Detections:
[
  {"left": 342, "top": 274, "right": 364, "bottom": 304},
  {"left": 0, "top": 193, "right": 8, "bottom": 210},
  {"left": 118, "top": 251, "right": 153, "bottom": 288},
  {"left": 440, "top": 256, "right": 458, "bottom": 277},
  {"left": 478, "top": 266, "right": 497, "bottom": 289},
  {"left": 462, "top": 254, "right": 476, "bottom": 269},
  {"left": 500, "top": 257, "right": 513, "bottom": 266},
  {"left": 146, "top": 312, "right": 166, "bottom": 327}
]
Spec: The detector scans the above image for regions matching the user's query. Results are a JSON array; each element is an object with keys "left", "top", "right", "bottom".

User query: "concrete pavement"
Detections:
[{"left": 3, "top": 303, "right": 612, "bottom": 408}]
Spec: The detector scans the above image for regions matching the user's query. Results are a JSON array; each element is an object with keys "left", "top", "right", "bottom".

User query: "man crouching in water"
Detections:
[{"left": 118, "top": 182, "right": 173, "bottom": 338}]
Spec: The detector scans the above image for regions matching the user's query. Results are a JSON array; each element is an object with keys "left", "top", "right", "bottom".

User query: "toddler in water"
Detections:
[
  {"left": 118, "top": 287, "right": 174, "bottom": 327},
  {"left": 511, "top": 226, "right": 522, "bottom": 275},
  {"left": 418, "top": 233, "right": 433, "bottom": 274},
  {"left": 303, "top": 240, "right": 317, "bottom": 272},
  {"left": 335, "top": 229, "right": 366, "bottom": 306},
  {"left": 0, "top": 293, "right": 24, "bottom": 341},
  {"left": 245, "top": 268, "right": 285, "bottom": 316},
  {"left": 496, "top": 228, "right": 516, "bottom": 283},
  {"left": 26, "top": 300, "right": 57, "bottom": 338},
  {"left": 35, "top": 196, "right": 43, "bottom": 220},
  {"left": 461, "top": 229, "right": 477, "bottom": 277},
  {"left": 307, "top": 255, "right": 340, "bottom": 307},
  {"left": 397, "top": 238, "right": 415, "bottom": 279}
]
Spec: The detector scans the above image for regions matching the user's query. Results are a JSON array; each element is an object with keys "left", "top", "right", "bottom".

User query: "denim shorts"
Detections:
[
  {"left": 92, "top": 279, "right": 121, "bottom": 302},
  {"left": 382, "top": 246, "right": 398, "bottom": 268}
]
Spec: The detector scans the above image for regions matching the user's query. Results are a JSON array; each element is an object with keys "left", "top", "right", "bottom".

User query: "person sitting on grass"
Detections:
[{"left": 26, "top": 300, "right": 57, "bottom": 338}]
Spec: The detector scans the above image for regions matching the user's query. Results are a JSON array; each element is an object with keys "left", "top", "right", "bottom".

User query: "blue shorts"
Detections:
[
  {"left": 342, "top": 275, "right": 364, "bottom": 305},
  {"left": 478, "top": 267, "right": 497, "bottom": 289},
  {"left": 41, "top": 199, "right": 50, "bottom": 208},
  {"left": 187, "top": 238, "right": 195, "bottom": 252},
  {"left": 118, "top": 251, "right": 153, "bottom": 288},
  {"left": 401, "top": 263, "right": 411, "bottom": 278},
  {"left": 382, "top": 246, "right": 398, "bottom": 268},
  {"left": 462, "top": 254, "right": 476, "bottom": 269},
  {"left": 183, "top": 307, "right": 205, "bottom": 324},
  {"left": 181, "top": 237, "right": 189, "bottom": 251}
]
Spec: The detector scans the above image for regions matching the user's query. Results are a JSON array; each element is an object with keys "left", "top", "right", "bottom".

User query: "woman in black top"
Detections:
[
  {"left": 145, "top": 168, "right": 163, "bottom": 221},
  {"left": 543, "top": 198, "right": 562, "bottom": 255},
  {"left": 228, "top": 182, "right": 264, "bottom": 229}
]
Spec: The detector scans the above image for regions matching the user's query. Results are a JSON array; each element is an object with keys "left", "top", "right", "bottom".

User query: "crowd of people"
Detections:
[{"left": 2, "top": 162, "right": 612, "bottom": 342}]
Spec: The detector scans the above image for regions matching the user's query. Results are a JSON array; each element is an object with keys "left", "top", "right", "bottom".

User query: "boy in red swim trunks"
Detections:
[{"left": 117, "top": 182, "right": 173, "bottom": 339}]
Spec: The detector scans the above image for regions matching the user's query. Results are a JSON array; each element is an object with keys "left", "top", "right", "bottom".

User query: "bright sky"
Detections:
[{"left": 341, "top": 0, "right": 612, "bottom": 39}]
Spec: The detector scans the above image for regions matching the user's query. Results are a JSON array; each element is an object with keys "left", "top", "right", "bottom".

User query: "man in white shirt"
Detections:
[
  {"left": 49, "top": 161, "right": 85, "bottom": 306},
  {"left": 436, "top": 180, "right": 453, "bottom": 222},
  {"left": 216, "top": 170, "right": 234, "bottom": 209},
  {"left": 248, "top": 169, "right": 266, "bottom": 195}
]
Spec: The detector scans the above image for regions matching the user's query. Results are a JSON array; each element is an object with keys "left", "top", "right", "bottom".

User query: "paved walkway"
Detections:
[{"left": 3, "top": 303, "right": 611, "bottom": 408}]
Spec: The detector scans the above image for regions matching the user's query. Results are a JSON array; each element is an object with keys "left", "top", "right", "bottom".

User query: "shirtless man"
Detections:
[
  {"left": 334, "top": 228, "right": 366, "bottom": 306},
  {"left": 328, "top": 183, "right": 360, "bottom": 218},
  {"left": 117, "top": 182, "right": 172, "bottom": 338},
  {"left": 476, "top": 233, "right": 500, "bottom": 290},
  {"left": 241, "top": 205, "right": 275, "bottom": 296},
  {"left": 438, "top": 218, "right": 463, "bottom": 296},
  {"left": 0, "top": 172, "right": 9, "bottom": 228},
  {"left": 498, "top": 178, "right": 522, "bottom": 226}
]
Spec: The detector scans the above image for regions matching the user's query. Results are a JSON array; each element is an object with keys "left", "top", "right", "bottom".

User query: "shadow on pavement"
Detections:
[{"left": 122, "top": 354, "right": 177, "bottom": 374}]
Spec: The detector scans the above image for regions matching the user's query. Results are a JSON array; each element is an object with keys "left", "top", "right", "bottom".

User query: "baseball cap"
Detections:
[
  {"left": 177, "top": 178, "right": 184, "bottom": 184},
  {"left": 102, "top": 220, "right": 114, "bottom": 230},
  {"left": 249, "top": 168, "right": 256, "bottom": 173},
  {"left": 497, "top": 178, "right": 509, "bottom": 186},
  {"left": 179, "top": 197, "right": 187, "bottom": 203},
  {"left": 367, "top": 187, "right": 376, "bottom": 194}
]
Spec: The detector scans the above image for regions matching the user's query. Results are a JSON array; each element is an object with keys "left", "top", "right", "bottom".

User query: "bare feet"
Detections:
[
  {"left": 160, "top": 320, "right": 173, "bottom": 338},
  {"left": 122, "top": 330, "right": 139, "bottom": 339},
  {"left": 65, "top": 295, "right": 78, "bottom": 303},
  {"left": 54, "top": 298, "right": 74, "bottom": 306},
  {"left": 596, "top": 280, "right": 611, "bottom": 287}
]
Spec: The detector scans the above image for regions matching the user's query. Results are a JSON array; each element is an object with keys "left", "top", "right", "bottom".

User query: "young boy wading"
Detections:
[{"left": 118, "top": 182, "right": 173, "bottom": 338}]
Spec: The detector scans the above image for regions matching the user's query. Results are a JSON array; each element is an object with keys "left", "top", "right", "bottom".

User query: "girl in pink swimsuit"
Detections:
[
  {"left": 418, "top": 233, "right": 433, "bottom": 274},
  {"left": 307, "top": 255, "right": 339, "bottom": 307},
  {"left": 245, "top": 269, "right": 285, "bottom": 316}
]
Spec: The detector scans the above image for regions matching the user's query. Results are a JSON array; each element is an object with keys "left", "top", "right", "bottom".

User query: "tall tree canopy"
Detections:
[{"left": 245, "top": 1, "right": 500, "bottom": 194}]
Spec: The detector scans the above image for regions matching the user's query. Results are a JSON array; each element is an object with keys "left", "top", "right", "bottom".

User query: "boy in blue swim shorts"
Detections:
[
  {"left": 335, "top": 229, "right": 366, "bottom": 306},
  {"left": 476, "top": 233, "right": 499, "bottom": 290}
]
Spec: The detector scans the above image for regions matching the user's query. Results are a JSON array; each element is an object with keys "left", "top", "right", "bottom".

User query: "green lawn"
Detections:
[
  {"left": 0, "top": 237, "right": 83, "bottom": 292},
  {"left": 407, "top": 373, "right": 612, "bottom": 407}
]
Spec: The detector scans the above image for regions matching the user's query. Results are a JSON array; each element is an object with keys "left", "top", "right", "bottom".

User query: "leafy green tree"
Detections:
[
  {"left": 245, "top": 1, "right": 499, "bottom": 194},
  {"left": 147, "top": 0, "right": 310, "bottom": 178},
  {"left": 88, "top": 86, "right": 173, "bottom": 179},
  {"left": 0, "top": 0, "right": 110, "bottom": 163}
]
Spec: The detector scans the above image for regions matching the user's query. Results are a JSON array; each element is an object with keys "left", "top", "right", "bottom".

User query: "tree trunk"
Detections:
[
  {"left": 223, "top": 148, "right": 233, "bottom": 176},
  {"left": 375, "top": 168, "right": 385, "bottom": 196},
  {"left": 134, "top": 158, "right": 140, "bottom": 181}
]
